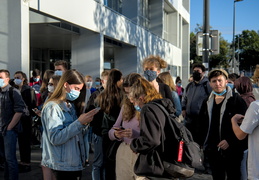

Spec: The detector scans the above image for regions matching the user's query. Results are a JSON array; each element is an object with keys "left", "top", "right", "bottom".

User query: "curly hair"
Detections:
[{"left": 142, "top": 55, "right": 167, "bottom": 71}]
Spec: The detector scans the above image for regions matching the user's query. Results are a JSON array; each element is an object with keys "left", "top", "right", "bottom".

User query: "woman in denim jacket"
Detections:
[{"left": 41, "top": 69, "right": 99, "bottom": 180}]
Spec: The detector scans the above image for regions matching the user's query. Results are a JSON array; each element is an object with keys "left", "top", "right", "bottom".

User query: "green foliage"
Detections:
[{"left": 238, "top": 30, "right": 259, "bottom": 71}]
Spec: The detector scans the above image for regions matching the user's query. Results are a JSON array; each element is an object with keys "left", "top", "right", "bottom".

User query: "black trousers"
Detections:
[
  {"left": 52, "top": 170, "right": 82, "bottom": 180},
  {"left": 18, "top": 116, "right": 32, "bottom": 164},
  {"left": 207, "top": 149, "right": 243, "bottom": 180}
]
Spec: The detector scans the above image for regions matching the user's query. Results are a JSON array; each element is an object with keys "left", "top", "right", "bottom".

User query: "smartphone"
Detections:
[
  {"left": 95, "top": 107, "right": 101, "bottom": 112},
  {"left": 113, "top": 126, "right": 125, "bottom": 131}
]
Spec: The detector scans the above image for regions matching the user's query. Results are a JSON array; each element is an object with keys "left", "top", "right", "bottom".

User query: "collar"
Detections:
[{"left": 1, "top": 84, "right": 11, "bottom": 92}]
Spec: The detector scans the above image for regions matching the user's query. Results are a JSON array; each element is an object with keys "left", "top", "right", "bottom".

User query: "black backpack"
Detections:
[{"left": 151, "top": 102, "right": 204, "bottom": 178}]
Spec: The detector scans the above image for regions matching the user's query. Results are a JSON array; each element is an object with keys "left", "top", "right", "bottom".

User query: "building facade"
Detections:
[{"left": 1, "top": 0, "right": 190, "bottom": 85}]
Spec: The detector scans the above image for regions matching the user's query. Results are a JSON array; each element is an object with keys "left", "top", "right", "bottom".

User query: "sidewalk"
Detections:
[{"left": 0, "top": 146, "right": 212, "bottom": 180}]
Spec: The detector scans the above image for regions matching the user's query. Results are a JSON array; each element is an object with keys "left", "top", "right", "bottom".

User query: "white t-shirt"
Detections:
[{"left": 240, "top": 100, "right": 259, "bottom": 180}]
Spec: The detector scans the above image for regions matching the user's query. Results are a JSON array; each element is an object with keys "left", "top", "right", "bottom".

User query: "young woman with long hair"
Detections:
[
  {"left": 41, "top": 69, "right": 99, "bottom": 180},
  {"left": 95, "top": 68, "right": 123, "bottom": 180}
]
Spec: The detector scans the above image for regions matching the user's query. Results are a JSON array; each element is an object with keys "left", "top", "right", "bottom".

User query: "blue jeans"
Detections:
[
  {"left": 83, "top": 128, "right": 90, "bottom": 161},
  {"left": 0, "top": 130, "right": 19, "bottom": 180},
  {"left": 92, "top": 134, "right": 105, "bottom": 180}
]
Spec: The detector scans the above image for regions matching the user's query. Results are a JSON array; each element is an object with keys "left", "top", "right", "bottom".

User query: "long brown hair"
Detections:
[
  {"left": 40, "top": 70, "right": 54, "bottom": 94},
  {"left": 158, "top": 72, "right": 176, "bottom": 91},
  {"left": 129, "top": 78, "right": 162, "bottom": 103},
  {"left": 96, "top": 69, "right": 123, "bottom": 114},
  {"left": 122, "top": 73, "right": 142, "bottom": 121}
]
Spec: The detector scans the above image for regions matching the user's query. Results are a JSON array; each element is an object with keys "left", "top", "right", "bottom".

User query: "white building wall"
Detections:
[
  {"left": 28, "top": 0, "right": 189, "bottom": 76},
  {"left": 71, "top": 29, "right": 103, "bottom": 79},
  {"left": 0, "top": 0, "right": 30, "bottom": 76}
]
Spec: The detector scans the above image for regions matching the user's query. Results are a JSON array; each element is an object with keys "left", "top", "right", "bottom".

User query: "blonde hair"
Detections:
[
  {"left": 129, "top": 78, "right": 162, "bottom": 104},
  {"left": 142, "top": 55, "right": 167, "bottom": 71},
  {"left": 158, "top": 72, "right": 176, "bottom": 91},
  {"left": 45, "top": 69, "right": 85, "bottom": 106}
]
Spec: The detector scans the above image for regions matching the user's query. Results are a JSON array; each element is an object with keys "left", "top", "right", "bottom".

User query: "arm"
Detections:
[
  {"left": 231, "top": 114, "right": 247, "bottom": 140},
  {"left": 8, "top": 89, "right": 26, "bottom": 130},
  {"left": 171, "top": 91, "right": 182, "bottom": 117},
  {"left": 108, "top": 107, "right": 123, "bottom": 141},
  {"left": 130, "top": 106, "right": 162, "bottom": 154},
  {"left": 42, "top": 103, "right": 96, "bottom": 146},
  {"left": 7, "top": 112, "right": 23, "bottom": 130}
]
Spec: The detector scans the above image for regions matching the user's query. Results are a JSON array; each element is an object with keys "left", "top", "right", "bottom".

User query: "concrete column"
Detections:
[
  {"left": 115, "top": 47, "right": 137, "bottom": 75},
  {"left": 71, "top": 29, "right": 103, "bottom": 79},
  {"left": 0, "top": 0, "right": 30, "bottom": 76}
]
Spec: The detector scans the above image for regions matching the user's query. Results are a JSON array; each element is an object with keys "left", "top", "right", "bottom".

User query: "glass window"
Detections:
[{"left": 139, "top": 0, "right": 149, "bottom": 28}]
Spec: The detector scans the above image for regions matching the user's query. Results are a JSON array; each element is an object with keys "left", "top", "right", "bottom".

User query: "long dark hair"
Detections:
[{"left": 96, "top": 69, "right": 123, "bottom": 114}]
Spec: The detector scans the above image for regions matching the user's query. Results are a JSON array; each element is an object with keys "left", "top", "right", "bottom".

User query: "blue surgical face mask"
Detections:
[
  {"left": 34, "top": 78, "right": 40, "bottom": 82},
  {"left": 66, "top": 89, "right": 80, "bottom": 101},
  {"left": 95, "top": 82, "right": 100, "bottom": 86},
  {"left": 177, "top": 83, "right": 181, "bottom": 87},
  {"left": 14, "top": 79, "right": 23, "bottom": 86},
  {"left": 227, "top": 83, "right": 234, "bottom": 89},
  {"left": 0, "top": 79, "right": 5, "bottom": 88},
  {"left": 54, "top": 70, "right": 63, "bottom": 76},
  {"left": 134, "top": 105, "right": 141, "bottom": 112},
  {"left": 212, "top": 89, "right": 227, "bottom": 96},
  {"left": 143, "top": 70, "right": 157, "bottom": 82}
]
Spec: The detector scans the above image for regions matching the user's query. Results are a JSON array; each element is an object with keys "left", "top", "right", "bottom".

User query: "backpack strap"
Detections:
[{"left": 8, "top": 86, "right": 14, "bottom": 104}]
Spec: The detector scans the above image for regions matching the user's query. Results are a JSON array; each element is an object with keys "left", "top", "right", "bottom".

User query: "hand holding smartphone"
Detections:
[{"left": 113, "top": 126, "right": 125, "bottom": 131}]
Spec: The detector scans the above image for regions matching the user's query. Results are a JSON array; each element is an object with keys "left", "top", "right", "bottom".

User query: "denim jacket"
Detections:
[{"left": 41, "top": 101, "right": 86, "bottom": 171}]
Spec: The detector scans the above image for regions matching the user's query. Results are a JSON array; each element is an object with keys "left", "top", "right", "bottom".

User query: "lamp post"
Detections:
[{"left": 232, "top": 0, "right": 243, "bottom": 73}]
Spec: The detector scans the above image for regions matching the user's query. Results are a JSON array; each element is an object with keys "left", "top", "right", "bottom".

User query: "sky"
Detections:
[{"left": 190, "top": 0, "right": 259, "bottom": 42}]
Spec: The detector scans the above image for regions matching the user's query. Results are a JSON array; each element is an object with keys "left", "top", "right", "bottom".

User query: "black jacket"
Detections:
[
  {"left": 130, "top": 98, "right": 175, "bottom": 177},
  {"left": 198, "top": 88, "right": 248, "bottom": 156},
  {"left": 85, "top": 87, "right": 103, "bottom": 136}
]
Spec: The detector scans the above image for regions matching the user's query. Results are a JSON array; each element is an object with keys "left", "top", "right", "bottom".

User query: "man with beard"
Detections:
[{"left": 181, "top": 63, "right": 212, "bottom": 142}]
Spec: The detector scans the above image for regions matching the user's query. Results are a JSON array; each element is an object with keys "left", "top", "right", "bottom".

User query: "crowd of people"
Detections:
[{"left": 0, "top": 57, "right": 258, "bottom": 180}]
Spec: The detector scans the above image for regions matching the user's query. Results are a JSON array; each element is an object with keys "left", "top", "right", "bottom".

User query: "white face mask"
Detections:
[
  {"left": 86, "top": 82, "right": 93, "bottom": 88},
  {"left": 48, "top": 85, "right": 55, "bottom": 93},
  {"left": 14, "top": 79, "right": 23, "bottom": 86}
]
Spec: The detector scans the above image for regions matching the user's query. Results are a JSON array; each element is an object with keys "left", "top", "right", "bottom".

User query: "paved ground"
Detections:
[{"left": 0, "top": 146, "right": 212, "bottom": 180}]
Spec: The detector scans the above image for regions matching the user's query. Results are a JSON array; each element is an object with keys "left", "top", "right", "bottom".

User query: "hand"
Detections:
[
  {"left": 217, "top": 140, "right": 229, "bottom": 150},
  {"left": 114, "top": 128, "right": 133, "bottom": 139},
  {"left": 33, "top": 108, "right": 42, "bottom": 117},
  {"left": 78, "top": 108, "right": 99, "bottom": 125},
  {"left": 231, "top": 114, "right": 244, "bottom": 124}
]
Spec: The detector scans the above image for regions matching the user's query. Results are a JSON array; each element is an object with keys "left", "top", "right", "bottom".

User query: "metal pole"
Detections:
[
  {"left": 203, "top": 0, "right": 210, "bottom": 72},
  {"left": 232, "top": 1, "right": 236, "bottom": 73}
]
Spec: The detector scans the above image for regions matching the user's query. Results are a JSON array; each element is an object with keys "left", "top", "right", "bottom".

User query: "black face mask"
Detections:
[{"left": 193, "top": 71, "right": 202, "bottom": 81}]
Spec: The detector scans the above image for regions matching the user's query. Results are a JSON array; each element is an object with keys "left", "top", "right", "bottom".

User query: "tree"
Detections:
[{"left": 237, "top": 30, "right": 259, "bottom": 72}]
